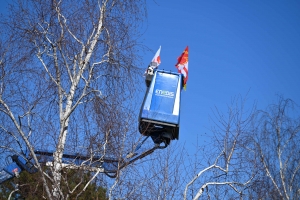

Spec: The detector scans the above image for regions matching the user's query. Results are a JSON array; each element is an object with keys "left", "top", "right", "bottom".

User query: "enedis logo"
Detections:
[{"left": 155, "top": 89, "right": 175, "bottom": 98}]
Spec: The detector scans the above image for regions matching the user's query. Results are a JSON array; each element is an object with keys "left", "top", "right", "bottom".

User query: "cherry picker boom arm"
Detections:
[{"left": 0, "top": 136, "right": 167, "bottom": 183}]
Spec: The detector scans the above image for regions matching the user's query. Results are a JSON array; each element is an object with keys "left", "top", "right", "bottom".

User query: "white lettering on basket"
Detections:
[{"left": 155, "top": 89, "right": 175, "bottom": 98}]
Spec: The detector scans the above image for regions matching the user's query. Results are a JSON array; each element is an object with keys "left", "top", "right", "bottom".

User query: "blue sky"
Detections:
[
  {"left": 141, "top": 0, "right": 300, "bottom": 147},
  {"left": 0, "top": 1, "right": 299, "bottom": 156}
]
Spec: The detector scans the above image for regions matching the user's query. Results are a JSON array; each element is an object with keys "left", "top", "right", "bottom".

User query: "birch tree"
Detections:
[
  {"left": 184, "top": 97, "right": 258, "bottom": 200},
  {"left": 129, "top": 142, "right": 185, "bottom": 199},
  {"left": 250, "top": 97, "right": 300, "bottom": 199},
  {"left": 0, "top": 0, "right": 146, "bottom": 199}
]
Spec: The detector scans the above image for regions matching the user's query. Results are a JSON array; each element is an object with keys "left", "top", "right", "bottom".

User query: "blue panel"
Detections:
[
  {"left": 150, "top": 72, "right": 178, "bottom": 114},
  {"left": 3, "top": 162, "right": 22, "bottom": 176},
  {"left": 0, "top": 169, "right": 14, "bottom": 183},
  {"left": 141, "top": 70, "right": 182, "bottom": 125},
  {"left": 17, "top": 155, "right": 27, "bottom": 164}
]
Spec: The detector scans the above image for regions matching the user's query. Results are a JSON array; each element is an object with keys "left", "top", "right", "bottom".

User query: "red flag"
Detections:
[{"left": 175, "top": 46, "right": 189, "bottom": 90}]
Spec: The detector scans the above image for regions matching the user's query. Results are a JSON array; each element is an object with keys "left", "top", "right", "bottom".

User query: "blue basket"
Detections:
[{"left": 139, "top": 70, "right": 183, "bottom": 144}]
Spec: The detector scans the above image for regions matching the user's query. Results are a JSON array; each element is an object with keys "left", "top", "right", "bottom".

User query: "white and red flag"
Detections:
[
  {"left": 151, "top": 46, "right": 161, "bottom": 68},
  {"left": 175, "top": 46, "right": 189, "bottom": 90},
  {"left": 144, "top": 46, "right": 161, "bottom": 75}
]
